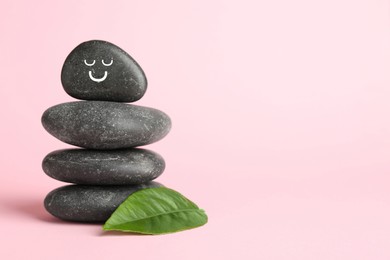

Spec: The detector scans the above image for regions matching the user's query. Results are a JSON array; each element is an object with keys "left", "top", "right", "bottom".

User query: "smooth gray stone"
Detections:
[
  {"left": 61, "top": 40, "right": 147, "bottom": 102},
  {"left": 42, "top": 148, "right": 165, "bottom": 185},
  {"left": 44, "top": 182, "right": 162, "bottom": 223},
  {"left": 41, "top": 101, "right": 171, "bottom": 149}
]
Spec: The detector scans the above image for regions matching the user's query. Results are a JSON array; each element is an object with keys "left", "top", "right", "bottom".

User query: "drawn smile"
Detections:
[{"left": 89, "top": 71, "right": 108, "bottom": 82}]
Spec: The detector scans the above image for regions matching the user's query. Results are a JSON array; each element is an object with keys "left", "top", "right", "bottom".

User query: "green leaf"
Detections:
[{"left": 103, "top": 187, "right": 208, "bottom": 234}]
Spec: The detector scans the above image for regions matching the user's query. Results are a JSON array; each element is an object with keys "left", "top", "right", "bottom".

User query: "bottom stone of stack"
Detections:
[{"left": 44, "top": 182, "right": 162, "bottom": 223}]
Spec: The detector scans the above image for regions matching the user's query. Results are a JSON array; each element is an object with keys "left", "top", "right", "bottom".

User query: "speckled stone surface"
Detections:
[
  {"left": 41, "top": 101, "right": 171, "bottom": 149},
  {"left": 44, "top": 182, "right": 162, "bottom": 222},
  {"left": 61, "top": 40, "right": 147, "bottom": 102},
  {"left": 42, "top": 148, "right": 165, "bottom": 185}
]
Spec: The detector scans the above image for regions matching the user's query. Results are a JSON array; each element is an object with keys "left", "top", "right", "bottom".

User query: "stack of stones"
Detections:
[{"left": 41, "top": 40, "right": 171, "bottom": 222}]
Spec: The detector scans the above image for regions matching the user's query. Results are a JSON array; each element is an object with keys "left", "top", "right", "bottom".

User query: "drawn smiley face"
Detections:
[
  {"left": 61, "top": 40, "right": 147, "bottom": 102},
  {"left": 83, "top": 58, "right": 114, "bottom": 82}
]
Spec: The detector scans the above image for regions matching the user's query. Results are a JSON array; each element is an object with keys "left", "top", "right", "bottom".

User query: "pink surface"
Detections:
[{"left": 1, "top": 0, "right": 390, "bottom": 259}]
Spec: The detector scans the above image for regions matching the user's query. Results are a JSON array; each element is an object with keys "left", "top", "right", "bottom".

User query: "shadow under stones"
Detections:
[
  {"left": 98, "top": 230, "right": 145, "bottom": 237},
  {"left": 1, "top": 197, "right": 85, "bottom": 225},
  {"left": 1, "top": 197, "right": 149, "bottom": 235},
  {"left": 1, "top": 197, "right": 52, "bottom": 221}
]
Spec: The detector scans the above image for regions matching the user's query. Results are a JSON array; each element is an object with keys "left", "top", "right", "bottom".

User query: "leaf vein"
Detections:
[{"left": 113, "top": 208, "right": 204, "bottom": 224}]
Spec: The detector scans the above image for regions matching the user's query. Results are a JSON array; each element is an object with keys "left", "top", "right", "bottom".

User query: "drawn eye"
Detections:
[
  {"left": 102, "top": 59, "right": 113, "bottom": 66},
  {"left": 84, "top": 59, "right": 96, "bottom": 66}
]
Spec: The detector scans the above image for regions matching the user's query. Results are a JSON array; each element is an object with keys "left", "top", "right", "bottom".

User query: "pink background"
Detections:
[{"left": 1, "top": 0, "right": 390, "bottom": 259}]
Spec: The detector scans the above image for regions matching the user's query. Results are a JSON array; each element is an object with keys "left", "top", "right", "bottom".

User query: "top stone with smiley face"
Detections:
[{"left": 61, "top": 40, "right": 147, "bottom": 102}]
